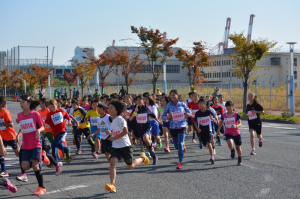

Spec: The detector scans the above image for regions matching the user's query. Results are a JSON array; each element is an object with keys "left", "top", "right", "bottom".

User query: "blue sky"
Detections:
[{"left": 1, "top": 0, "right": 299, "bottom": 64}]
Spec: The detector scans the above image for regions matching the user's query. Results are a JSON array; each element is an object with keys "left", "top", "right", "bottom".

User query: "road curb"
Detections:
[{"left": 241, "top": 117, "right": 296, "bottom": 124}]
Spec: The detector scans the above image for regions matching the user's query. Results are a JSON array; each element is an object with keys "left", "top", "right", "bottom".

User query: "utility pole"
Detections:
[{"left": 287, "top": 42, "right": 296, "bottom": 116}]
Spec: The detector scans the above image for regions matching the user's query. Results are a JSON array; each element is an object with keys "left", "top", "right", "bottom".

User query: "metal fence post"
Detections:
[
  {"left": 229, "top": 76, "right": 232, "bottom": 100},
  {"left": 285, "top": 75, "right": 289, "bottom": 110},
  {"left": 269, "top": 75, "right": 273, "bottom": 110}
]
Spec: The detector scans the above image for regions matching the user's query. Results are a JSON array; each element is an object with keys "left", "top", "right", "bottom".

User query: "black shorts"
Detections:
[
  {"left": 132, "top": 128, "right": 140, "bottom": 139},
  {"left": 170, "top": 128, "right": 186, "bottom": 138},
  {"left": 110, "top": 146, "right": 133, "bottom": 165},
  {"left": 249, "top": 123, "right": 262, "bottom": 135},
  {"left": 225, "top": 134, "right": 242, "bottom": 146},
  {"left": 101, "top": 139, "right": 112, "bottom": 154},
  {"left": 187, "top": 117, "right": 192, "bottom": 125},
  {"left": 198, "top": 131, "right": 212, "bottom": 146},
  {"left": 3, "top": 139, "right": 18, "bottom": 150}
]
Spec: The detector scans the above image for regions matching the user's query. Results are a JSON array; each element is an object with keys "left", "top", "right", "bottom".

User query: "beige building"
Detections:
[{"left": 202, "top": 49, "right": 300, "bottom": 87}]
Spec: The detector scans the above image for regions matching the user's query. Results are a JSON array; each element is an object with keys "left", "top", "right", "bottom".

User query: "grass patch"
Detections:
[{"left": 238, "top": 112, "right": 300, "bottom": 123}]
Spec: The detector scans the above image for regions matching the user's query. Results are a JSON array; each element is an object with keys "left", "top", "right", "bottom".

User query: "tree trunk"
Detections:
[
  {"left": 68, "top": 85, "right": 71, "bottom": 98},
  {"left": 81, "top": 86, "right": 84, "bottom": 98},
  {"left": 152, "top": 79, "right": 156, "bottom": 94},
  {"left": 243, "top": 78, "right": 248, "bottom": 113}
]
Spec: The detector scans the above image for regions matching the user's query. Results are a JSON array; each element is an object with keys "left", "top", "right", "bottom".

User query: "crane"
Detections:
[
  {"left": 50, "top": 46, "right": 55, "bottom": 65},
  {"left": 209, "top": 17, "right": 231, "bottom": 54},
  {"left": 247, "top": 14, "right": 255, "bottom": 43}
]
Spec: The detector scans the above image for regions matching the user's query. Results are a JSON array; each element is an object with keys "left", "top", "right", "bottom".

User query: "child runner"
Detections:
[
  {"left": 0, "top": 135, "right": 17, "bottom": 193},
  {"left": 17, "top": 94, "right": 46, "bottom": 195},
  {"left": 185, "top": 92, "right": 193, "bottom": 134},
  {"left": 85, "top": 99, "right": 100, "bottom": 156},
  {"left": 217, "top": 100, "right": 242, "bottom": 166},
  {"left": 187, "top": 92, "right": 199, "bottom": 143},
  {"left": 38, "top": 98, "right": 53, "bottom": 144},
  {"left": 45, "top": 99, "right": 76, "bottom": 164},
  {"left": 143, "top": 95, "right": 162, "bottom": 149},
  {"left": 105, "top": 100, "right": 149, "bottom": 193},
  {"left": 129, "top": 95, "right": 161, "bottom": 165},
  {"left": 158, "top": 96, "right": 171, "bottom": 153},
  {"left": 244, "top": 93, "right": 264, "bottom": 155},
  {"left": 71, "top": 99, "right": 97, "bottom": 157},
  {"left": 194, "top": 98, "right": 216, "bottom": 164},
  {"left": 88, "top": 103, "right": 112, "bottom": 167},
  {"left": 207, "top": 100, "right": 218, "bottom": 154},
  {"left": 124, "top": 95, "right": 139, "bottom": 150},
  {"left": 211, "top": 96, "right": 225, "bottom": 146},
  {"left": 162, "top": 90, "right": 191, "bottom": 170},
  {"left": 0, "top": 96, "right": 19, "bottom": 177}
]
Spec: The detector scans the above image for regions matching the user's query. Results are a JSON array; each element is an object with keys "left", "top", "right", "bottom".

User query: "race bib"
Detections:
[
  {"left": 51, "top": 112, "right": 63, "bottom": 125},
  {"left": 136, "top": 113, "right": 147, "bottom": 124},
  {"left": 198, "top": 116, "right": 210, "bottom": 126},
  {"left": 0, "top": 118, "right": 6, "bottom": 130},
  {"left": 191, "top": 110, "right": 198, "bottom": 118},
  {"left": 112, "top": 127, "right": 121, "bottom": 137},
  {"left": 20, "top": 118, "right": 36, "bottom": 134},
  {"left": 126, "top": 110, "right": 132, "bottom": 119},
  {"left": 90, "top": 117, "right": 98, "bottom": 126},
  {"left": 248, "top": 111, "right": 257, "bottom": 120},
  {"left": 74, "top": 115, "right": 82, "bottom": 122},
  {"left": 224, "top": 117, "right": 235, "bottom": 128},
  {"left": 173, "top": 111, "right": 184, "bottom": 122}
]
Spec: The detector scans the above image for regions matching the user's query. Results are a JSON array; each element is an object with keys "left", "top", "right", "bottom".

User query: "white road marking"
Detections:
[
  {"left": 3, "top": 158, "right": 19, "bottom": 161},
  {"left": 46, "top": 185, "right": 88, "bottom": 194},
  {"left": 255, "top": 188, "right": 271, "bottom": 197},
  {"left": 6, "top": 162, "right": 19, "bottom": 166}
]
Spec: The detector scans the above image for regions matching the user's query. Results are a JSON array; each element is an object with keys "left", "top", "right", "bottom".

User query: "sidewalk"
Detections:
[{"left": 235, "top": 109, "right": 300, "bottom": 117}]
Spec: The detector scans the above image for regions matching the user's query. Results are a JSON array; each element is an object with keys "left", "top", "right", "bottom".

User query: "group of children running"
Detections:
[{"left": 0, "top": 89, "right": 264, "bottom": 194}]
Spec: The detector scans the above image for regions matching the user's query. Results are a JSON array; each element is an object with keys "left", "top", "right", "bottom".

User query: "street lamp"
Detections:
[{"left": 286, "top": 42, "right": 297, "bottom": 116}]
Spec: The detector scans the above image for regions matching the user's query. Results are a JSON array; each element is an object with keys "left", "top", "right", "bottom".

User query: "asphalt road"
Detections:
[{"left": 1, "top": 101, "right": 300, "bottom": 199}]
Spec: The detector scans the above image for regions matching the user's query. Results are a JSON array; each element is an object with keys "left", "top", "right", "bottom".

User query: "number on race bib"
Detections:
[
  {"left": 51, "top": 112, "right": 63, "bottom": 125},
  {"left": 0, "top": 118, "right": 6, "bottom": 130},
  {"left": 224, "top": 117, "right": 235, "bottom": 128},
  {"left": 173, "top": 111, "right": 184, "bottom": 122},
  {"left": 248, "top": 111, "right": 257, "bottom": 120},
  {"left": 19, "top": 118, "right": 36, "bottom": 134},
  {"left": 136, "top": 113, "right": 147, "bottom": 124},
  {"left": 198, "top": 116, "right": 210, "bottom": 126}
]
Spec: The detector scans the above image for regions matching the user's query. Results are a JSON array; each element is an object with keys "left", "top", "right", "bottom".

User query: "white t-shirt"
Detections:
[
  {"left": 111, "top": 116, "right": 131, "bottom": 148},
  {"left": 219, "top": 102, "right": 227, "bottom": 113},
  {"left": 97, "top": 114, "right": 112, "bottom": 140},
  {"left": 148, "top": 105, "right": 158, "bottom": 121},
  {"left": 88, "top": 90, "right": 92, "bottom": 96}
]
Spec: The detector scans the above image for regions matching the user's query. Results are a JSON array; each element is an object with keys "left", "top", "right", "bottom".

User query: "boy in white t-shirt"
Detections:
[{"left": 104, "top": 100, "right": 149, "bottom": 193}]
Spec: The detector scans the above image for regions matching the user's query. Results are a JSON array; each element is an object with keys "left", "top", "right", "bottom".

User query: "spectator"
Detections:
[
  {"left": 65, "top": 88, "right": 68, "bottom": 98},
  {"left": 213, "top": 87, "right": 221, "bottom": 97},
  {"left": 73, "top": 88, "right": 77, "bottom": 98},
  {"left": 93, "top": 89, "right": 101, "bottom": 98},
  {"left": 76, "top": 90, "right": 80, "bottom": 98},
  {"left": 38, "top": 90, "right": 43, "bottom": 100},
  {"left": 61, "top": 88, "right": 64, "bottom": 98},
  {"left": 15, "top": 91, "right": 19, "bottom": 102},
  {"left": 88, "top": 88, "right": 92, "bottom": 98},
  {"left": 57, "top": 88, "right": 61, "bottom": 99},
  {"left": 119, "top": 86, "right": 126, "bottom": 96}
]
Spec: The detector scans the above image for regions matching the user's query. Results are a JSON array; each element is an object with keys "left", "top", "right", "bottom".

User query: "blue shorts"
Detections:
[
  {"left": 138, "top": 128, "right": 151, "bottom": 145},
  {"left": 22, "top": 147, "right": 42, "bottom": 162},
  {"left": 3, "top": 139, "right": 18, "bottom": 150},
  {"left": 101, "top": 139, "right": 112, "bottom": 153},
  {"left": 214, "top": 123, "right": 225, "bottom": 134},
  {"left": 91, "top": 126, "right": 101, "bottom": 141},
  {"left": 225, "top": 134, "right": 242, "bottom": 146},
  {"left": 162, "top": 121, "right": 170, "bottom": 129},
  {"left": 150, "top": 120, "right": 159, "bottom": 136},
  {"left": 211, "top": 121, "right": 215, "bottom": 134}
]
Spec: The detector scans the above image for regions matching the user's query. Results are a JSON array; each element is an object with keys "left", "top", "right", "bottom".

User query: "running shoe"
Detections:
[
  {"left": 55, "top": 162, "right": 63, "bottom": 176},
  {"left": 63, "top": 152, "right": 67, "bottom": 160},
  {"left": 237, "top": 158, "right": 242, "bottom": 166},
  {"left": 157, "top": 142, "right": 162, "bottom": 149},
  {"left": 231, "top": 149, "right": 235, "bottom": 159},
  {"left": 210, "top": 158, "right": 215, "bottom": 164},
  {"left": 16, "top": 174, "right": 28, "bottom": 182},
  {"left": 2, "top": 178, "right": 17, "bottom": 193},
  {"left": 192, "top": 139, "right": 196, "bottom": 143},
  {"left": 177, "top": 162, "right": 182, "bottom": 170},
  {"left": 76, "top": 149, "right": 82, "bottom": 155},
  {"left": 41, "top": 150, "right": 50, "bottom": 166},
  {"left": 140, "top": 153, "right": 149, "bottom": 165},
  {"left": 66, "top": 156, "right": 72, "bottom": 164},
  {"left": 153, "top": 143, "right": 157, "bottom": 149},
  {"left": 199, "top": 142, "right": 203, "bottom": 149},
  {"left": 218, "top": 141, "right": 222, "bottom": 146},
  {"left": 0, "top": 171, "right": 9, "bottom": 177},
  {"left": 213, "top": 149, "right": 216, "bottom": 155},
  {"left": 153, "top": 157, "right": 158, "bottom": 165},
  {"left": 183, "top": 143, "right": 186, "bottom": 153},
  {"left": 259, "top": 140, "right": 263, "bottom": 147},
  {"left": 105, "top": 183, "right": 116, "bottom": 193},
  {"left": 83, "top": 135, "right": 86, "bottom": 139},
  {"left": 92, "top": 152, "right": 99, "bottom": 159},
  {"left": 164, "top": 148, "right": 171, "bottom": 153},
  {"left": 141, "top": 147, "right": 144, "bottom": 153},
  {"left": 34, "top": 187, "right": 46, "bottom": 195},
  {"left": 145, "top": 152, "right": 151, "bottom": 158},
  {"left": 250, "top": 150, "right": 256, "bottom": 155}
]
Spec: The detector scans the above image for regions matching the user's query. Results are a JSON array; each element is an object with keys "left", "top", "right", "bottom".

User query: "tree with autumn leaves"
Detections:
[
  {"left": 131, "top": 26, "right": 179, "bottom": 93},
  {"left": 63, "top": 70, "right": 78, "bottom": 98},
  {"left": 176, "top": 42, "right": 210, "bottom": 87},
  {"left": 72, "top": 60, "right": 96, "bottom": 97}
]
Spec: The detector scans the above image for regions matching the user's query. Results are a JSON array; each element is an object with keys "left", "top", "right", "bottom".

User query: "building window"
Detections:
[
  {"left": 166, "top": 65, "right": 180, "bottom": 73},
  {"left": 56, "top": 69, "right": 62, "bottom": 75},
  {"left": 294, "top": 58, "right": 297, "bottom": 66},
  {"left": 271, "top": 58, "right": 281, "bottom": 66},
  {"left": 294, "top": 71, "right": 297, "bottom": 80}
]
